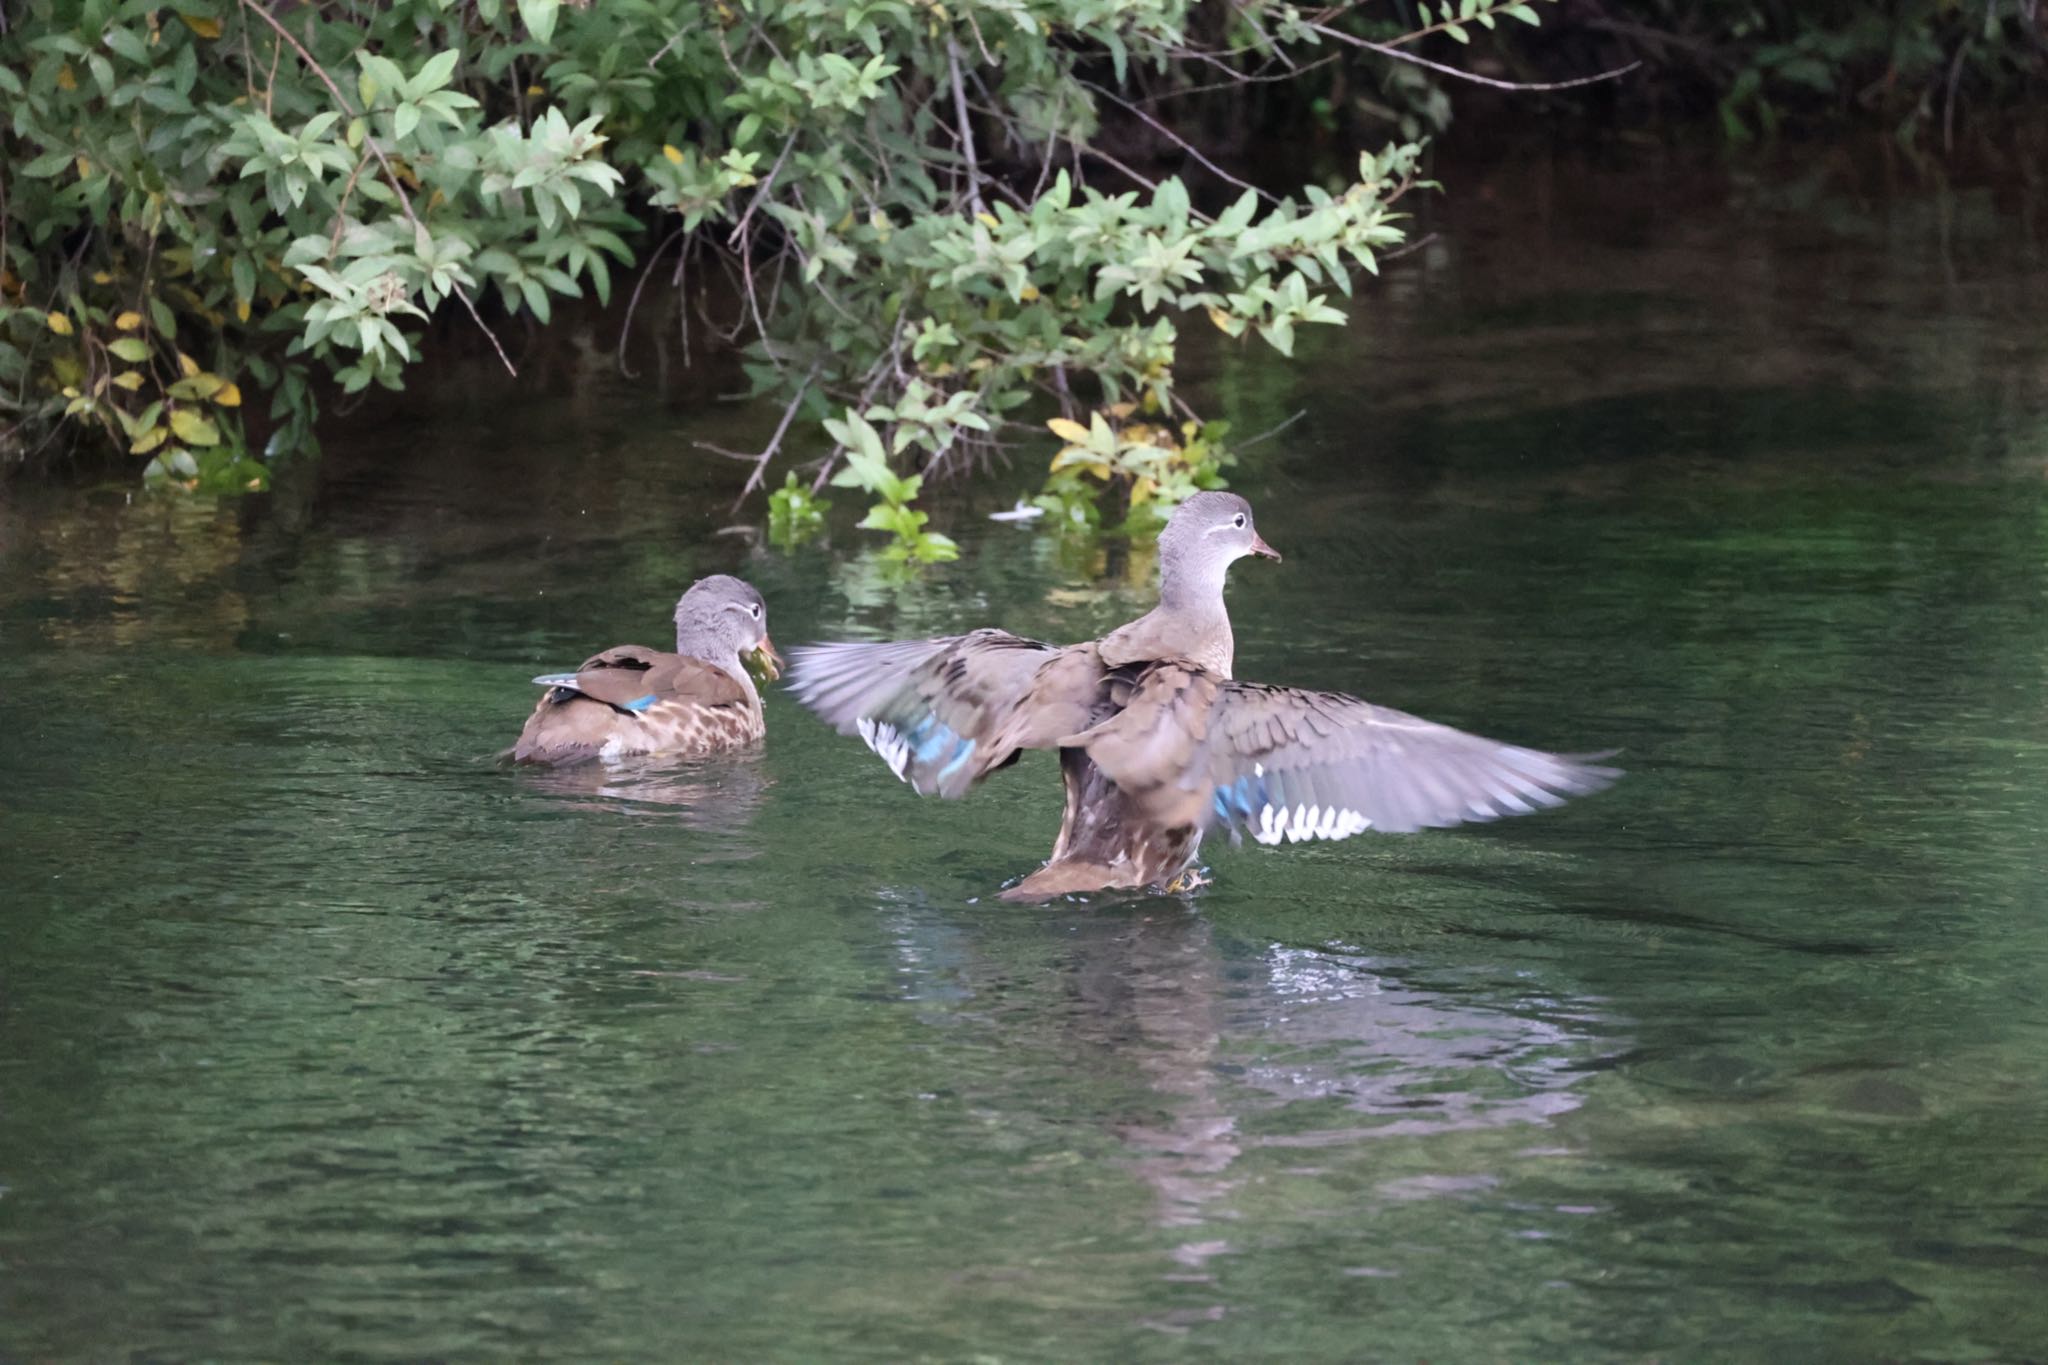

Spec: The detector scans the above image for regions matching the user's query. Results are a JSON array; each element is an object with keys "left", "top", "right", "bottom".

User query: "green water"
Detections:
[{"left": 5, "top": 155, "right": 2048, "bottom": 1360}]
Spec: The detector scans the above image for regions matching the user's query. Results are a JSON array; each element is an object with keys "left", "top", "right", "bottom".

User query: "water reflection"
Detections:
[
  {"left": 1014, "top": 907, "right": 1611, "bottom": 1258},
  {"left": 511, "top": 750, "right": 771, "bottom": 838}
]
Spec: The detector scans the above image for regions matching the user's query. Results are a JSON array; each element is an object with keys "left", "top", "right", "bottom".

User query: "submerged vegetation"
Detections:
[{"left": 0, "top": 0, "right": 2040, "bottom": 553}]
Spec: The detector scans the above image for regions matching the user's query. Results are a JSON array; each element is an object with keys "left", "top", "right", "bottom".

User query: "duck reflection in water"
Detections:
[
  {"left": 515, "top": 751, "right": 771, "bottom": 837},
  {"left": 1054, "top": 908, "right": 1605, "bottom": 1245}
]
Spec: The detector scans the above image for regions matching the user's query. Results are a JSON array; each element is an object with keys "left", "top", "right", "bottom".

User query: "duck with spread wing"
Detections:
[{"left": 788, "top": 493, "right": 1616, "bottom": 899}]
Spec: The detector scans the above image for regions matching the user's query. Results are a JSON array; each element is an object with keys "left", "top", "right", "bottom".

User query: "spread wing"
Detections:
[
  {"left": 787, "top": 629, "right": 1100, "bottom": 797},
  {"left": 1072, "top": 661, "right": 1619, "bottom": 844}
]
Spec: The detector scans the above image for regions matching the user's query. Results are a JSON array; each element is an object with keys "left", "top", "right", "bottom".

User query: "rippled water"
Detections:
[{"left": 5, "top": 150, "right": 2048, "bottom": 1360}]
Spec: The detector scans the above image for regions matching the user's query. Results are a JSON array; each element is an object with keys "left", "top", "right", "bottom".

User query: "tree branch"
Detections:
[
  {"left": 236, "top": 0, "right": 517, "bottom": 377},
  {"left": 728, "top": 133, "right": 796, "bottom": 248},
  {"left": 1305, "top": 20, "right": 1642, "bottom": 92},
  {"left": 1081, "top": 79, "right": 1277, "bottom": 203},
  {"left": 947, "top": 38, "right": 984, "bottom": 214},
  {"left": 701, "top": 361, "right": 821, "bottom": 511}
]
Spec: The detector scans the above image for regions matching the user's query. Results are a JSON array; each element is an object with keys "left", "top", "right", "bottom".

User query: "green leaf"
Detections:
[
  {"left": 412, "top": 49, "right": 460, "bottom": 96},
  {"left": 107, "top": 337, "right": 151, "bottom": 362},
  {"left": 21, "top": 149, "right": 74, "bottom": 179},
  {"left": 517, "top": 0, "right": 559, "bottom": 44}
]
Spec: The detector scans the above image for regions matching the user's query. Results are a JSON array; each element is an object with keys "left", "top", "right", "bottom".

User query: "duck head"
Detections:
[{"left": 675, "top": 574, "right": 783, "bottom": 682}]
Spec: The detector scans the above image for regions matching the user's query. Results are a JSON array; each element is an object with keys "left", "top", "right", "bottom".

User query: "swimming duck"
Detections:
[
  {"left": 788, "top": 493, "right": 1616, "bottom": 899},
  {"left": 509, "top": 574, "right": 781, "bottom": 765}
]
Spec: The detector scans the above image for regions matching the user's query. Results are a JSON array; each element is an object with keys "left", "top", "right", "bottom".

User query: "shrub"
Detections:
[{"left": 0, "top": 0, "right": 1551, "bottom": 547}]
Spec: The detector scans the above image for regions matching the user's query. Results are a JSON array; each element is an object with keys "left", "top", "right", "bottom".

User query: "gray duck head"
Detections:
[
  {"left": 1157, "top": 492, "right": 1281, "bottom": 606},
  {"left": 674, "top": 574, "right": 782, "bottom": 680}
]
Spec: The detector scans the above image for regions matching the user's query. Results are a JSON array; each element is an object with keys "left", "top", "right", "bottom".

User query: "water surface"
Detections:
[{"left": 4, "top": 149, "right": 2048, "bottom": 1360}]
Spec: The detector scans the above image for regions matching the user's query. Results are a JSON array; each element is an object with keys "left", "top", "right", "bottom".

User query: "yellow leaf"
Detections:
[
  {"left": 1130, "top": 477, "right": 1157, "bottom": 505},
  {"left": 526, "top": 84, "right": 546, "bottom": 97},
  {"left": 91, "top": 271, "right": 114, "bottom": 285},
  {"left": 168, "top": 372, "right": 224, "bottom": 401},
  {"left": 1017, "top": 283, "right": 1040, "bottom": 302},
  {"left": 46, "top": 312, "right": 73, "bottom": 336},
  {"left": 1045, "top": 417, "right": 1090, "bottom": 445},
  {"left": 76, "top": 156, "right": 92, "bottom": 179},
  {"left": 169, "top": 408, "right": 220, "bottom": 446},
  {"left": 1106, "top": 401, "right": 1136, "bottom": 420},
  {"left": 235, "top": 298, "right": 252, "bottom": 323},
  {"left": 1049, "top": 448, "right": 1112, "bottom": 477},
  {"left": 1207, "top": 306, "right": 1234, "bottom": 332},
  {"left": 211, "top": 382, "right": 242, "bottom": 408},
  {"left": 179, "top": 13, "right": 223, "bottom": 38},
  {"left": 176, "top": 351, "right": 200, "bottom": 378},
  {"left": 975, "top": 212, "right": 999, "bottom": 229},
  {"left": 112, "top": 371, "right": 145, "bottom": 391},
  {"left": 131, "top": 425, "right": 168, "bottom": 455},
  {"left": 662, "top": 144, "right": 685, "bottom": 164},
  {"left": 56, "top": 63, "right": 76, "bottom": 91},
  {"left": 115, "top": 310, "right": 143, "bottom": 331}
]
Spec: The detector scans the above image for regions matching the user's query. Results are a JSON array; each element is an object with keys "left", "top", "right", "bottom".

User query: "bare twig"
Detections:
[
  {"left": 1943, "top": 34, "right": 1973, "bottom": 154},
  {"left": 618, "top": 224, "right": 687, "bottom": 378},
  {"left": 1143, "top": 53, "right": 1343, "bottom": 101},
  {"left": 237, "top": 0, "right": 518, "bottom": 377},
  {"left": 1305, "top": 20, "right": 1643, "bottom": 92},
  {"left": 1379, "top": 229, "right": 1439, "bottom": 262},
  {"left": 1081, "top": 79, "right": 1277, "bottom": 202},
  {"left": 700, "top": 361, "right": 820, "bottom": 510},
  {"left": 947, "top": 38, "right": 984, "bottom": 214},
  {"left": 264, "top": 26, "right": 281, "bottom": 119},
  {"left": 326, "top": 151, "right": 373, "bottom": 259},
  {"left": 646, "top": 23, "right": 691, "bottom": 68},
  {"left": 728, "top": 133, "right": 796, "bottom": 248},
  {"left": 1232, "top": 407, "right": 1307, "bottom": 453}
]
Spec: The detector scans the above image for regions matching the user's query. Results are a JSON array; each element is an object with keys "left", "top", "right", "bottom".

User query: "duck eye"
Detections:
[
  {"left": 1232, "top": 513, "right": 1246, "bottom": 529},
  {"left": 750, "top": 603, "right": 762, "bottom": 619}
]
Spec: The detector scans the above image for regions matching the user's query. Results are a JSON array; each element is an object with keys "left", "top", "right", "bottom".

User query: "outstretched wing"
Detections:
[
  {"left": 787, "top": 629, "right": 1096, "bottom": 797},
  {"left": 1073, "top": 661, "right": 1619, "bottom": 844}
]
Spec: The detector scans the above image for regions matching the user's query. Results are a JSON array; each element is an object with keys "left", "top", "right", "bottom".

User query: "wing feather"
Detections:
[
  {"left": 1074, "top": 664, "right": 1618, "bottom": 845},
  {"left": 787, "top": 630, "right": 1092, "bottom": 797}
]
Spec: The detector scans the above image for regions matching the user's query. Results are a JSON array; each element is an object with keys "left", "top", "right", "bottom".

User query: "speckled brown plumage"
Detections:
[
  {"left": 510, "top": 645, "right": 765, "bottom": 764},
  {"left": 508, "top": 575, "right": 778, "bottom": 766}
]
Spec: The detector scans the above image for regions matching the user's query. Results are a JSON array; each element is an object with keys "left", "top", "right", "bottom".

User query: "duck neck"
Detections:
[
  {"left": 676, "top": 624, "right": 761, "bottom": 710},
  {"left": 1151, "top": 559, "right": 1236, "bottom": 677}
]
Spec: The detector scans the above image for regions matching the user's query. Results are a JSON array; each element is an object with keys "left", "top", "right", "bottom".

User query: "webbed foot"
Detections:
[{"left": 1162, "top": 868, "right": 1212, "bottom": 895}]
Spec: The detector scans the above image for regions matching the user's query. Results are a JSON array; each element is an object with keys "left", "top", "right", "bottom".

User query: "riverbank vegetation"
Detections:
[{"left": 1, "top": 1, "right": 2041, "bottom": 555}]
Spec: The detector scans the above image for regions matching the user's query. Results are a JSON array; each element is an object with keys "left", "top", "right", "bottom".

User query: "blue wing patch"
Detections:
[{"left": 860, "top": 710, "right": 979, "bottom": 791}]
